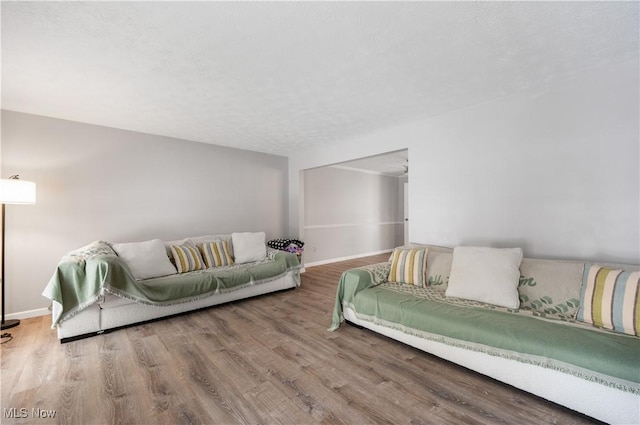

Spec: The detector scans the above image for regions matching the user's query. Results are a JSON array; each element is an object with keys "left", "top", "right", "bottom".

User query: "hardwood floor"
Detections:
[{"left": 1, "top": 253, "right": 598, "bottom": 425}]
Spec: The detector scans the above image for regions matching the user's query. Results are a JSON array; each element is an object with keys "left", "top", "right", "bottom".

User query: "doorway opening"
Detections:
[{"left": 301, "top": 149, "right": 408, "bottom": 266}]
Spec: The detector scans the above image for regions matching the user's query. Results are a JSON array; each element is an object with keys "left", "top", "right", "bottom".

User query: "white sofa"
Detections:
[
  {"left": 330, "top": 244, "right": 640, "bottom": 424},
  {"left": 44, "top": 233, "right": 301, "bottom": 342}
]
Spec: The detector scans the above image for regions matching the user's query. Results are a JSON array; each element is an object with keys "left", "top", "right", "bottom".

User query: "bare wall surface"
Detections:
[
  {"left": 303, "top": 166, "right": 403, "bottom": 264},
  {"left": 289, "top": 60, "right": 640, "bottom": 264},
  {"left": 1, "top": 111, "right": 288, "bottom": 317}
]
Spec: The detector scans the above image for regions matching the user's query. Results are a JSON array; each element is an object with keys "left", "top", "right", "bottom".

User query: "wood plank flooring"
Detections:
[{"left": 1, "top": 253, "right": 599, "bottom": 425}]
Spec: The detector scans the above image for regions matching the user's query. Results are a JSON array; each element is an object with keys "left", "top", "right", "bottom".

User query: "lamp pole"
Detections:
[
  {"left": 0, "top": 175, "right": 35, "bottom": 331},
  {"left": 1, "top": 202, "right": 20, "bottom": 330}
]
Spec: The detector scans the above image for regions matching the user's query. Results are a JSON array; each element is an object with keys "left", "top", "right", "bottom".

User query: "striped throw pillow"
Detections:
[
  {"left": 170, "top": 244, "right": 205, "bottom": 273},
  {"left": 199, "top": 240, "right": 234, "bottom": 268},
  {"left": 577, "top": 265, "right": 640, "bottom": 336},
  {"left": 388, "top": 248, "right": 428, "bottom": 286}
]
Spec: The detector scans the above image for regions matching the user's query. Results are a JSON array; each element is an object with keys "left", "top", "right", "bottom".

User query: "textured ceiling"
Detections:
[{"left": 2, "top": 2, "right": 638, "bottom": 156}]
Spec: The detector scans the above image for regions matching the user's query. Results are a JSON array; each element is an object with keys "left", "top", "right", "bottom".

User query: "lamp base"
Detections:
[{"left": 1, "top": 319, "right": 20, "bottom": 330}]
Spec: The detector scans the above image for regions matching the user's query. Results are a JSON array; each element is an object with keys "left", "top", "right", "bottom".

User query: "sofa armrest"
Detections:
[
  {"left": 329, "top": 262, "right": 390, "bottom": 331},
  {"left": 43, "top": 242, "right": 135, "bottom": 327}
]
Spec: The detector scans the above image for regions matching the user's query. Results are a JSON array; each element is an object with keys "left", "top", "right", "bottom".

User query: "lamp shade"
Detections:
[{"left": 0, "top": 178, "right": 36, "bottom": 205}]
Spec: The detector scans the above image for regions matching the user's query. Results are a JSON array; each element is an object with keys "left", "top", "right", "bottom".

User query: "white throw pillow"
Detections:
[
  {"left": 232, "top": 232, "right": 267, "bottom": 264},
  {"left": 112, "top": 239, "right": 177, "bottom": 280},
  {"left": 445, "top": 246, "right": 523, "bottom": 309}
]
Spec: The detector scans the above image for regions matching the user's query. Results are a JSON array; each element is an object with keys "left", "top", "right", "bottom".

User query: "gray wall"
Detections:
[
  {"left": 1, "top": 111, "right": 288, "bottom": 318},
  {"left": 289, "top": 60, "right": 640, "bottom": 264},
  {"left": 303, "top": 166, "right": 403, "bottom": 265}
]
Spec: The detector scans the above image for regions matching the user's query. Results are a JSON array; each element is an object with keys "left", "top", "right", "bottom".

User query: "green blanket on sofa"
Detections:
[
  {"left": 43, "top": 242, "right": 301, "bottom": 326},
  {"left": 330, "top": 263, "right": 640, "bottom": 394}
]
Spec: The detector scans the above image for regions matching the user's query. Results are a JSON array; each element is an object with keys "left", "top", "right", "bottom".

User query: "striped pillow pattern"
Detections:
[
  {"left": 170, "top": 244, "right": 205, "bottom": 273},
  {"left": 577, "top": 265, "right": 640, "bottom": 336},
  {"left": 200, "top": 240, "right": 234, "bottom": 268},
  {"left": 388, "top": 248, "right": 428, "bottom": 286}
]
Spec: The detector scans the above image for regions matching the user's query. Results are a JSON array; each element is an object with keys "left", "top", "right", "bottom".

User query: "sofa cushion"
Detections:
[
  {"left": 577, "top": 265, "right": 640, "bottom": 336},
  {"left": 388, "top": 248, "right": 428, "bottom": 286},
  {"left": 390, "top": 244, "right": 453, "bottom": 288},
  {"left": 446, "top": 246, "right": 523, "bottom": 309},
  {"left": 232, "top": 232, "right": 267, "bottom": 264},
  {"left": 426, "top": 250, "right": 453, "bottom": 288},
  {"left": 190, "top": 234, "right": 232, "bottom": 246},
  {"left": 199, "top": 240, "right": 234, "bottom": 268},
  {"left": 170, "top": 244, "right": 206, "bottom": 273},
  {"left": 112, "top": 239, "right": 177, "bottom": 280},
  {"left": 518, "top": 258, "right": 584, "bottom": 318}
]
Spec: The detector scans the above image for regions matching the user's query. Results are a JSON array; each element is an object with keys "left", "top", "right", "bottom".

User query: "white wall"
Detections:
[
  {"left": 303, "top": 166, "right": 403, "bottom": 264},
  {"left": 1, "top": 111, "right": 288, "bottom": 318},
  {"left": 289, "top": 60, "right": 640, "bottom": 264}
]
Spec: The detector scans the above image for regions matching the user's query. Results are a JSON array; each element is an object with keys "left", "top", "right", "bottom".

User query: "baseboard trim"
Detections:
[
  {"left": 304, "top": 249, "right": 392, "bottom": 268},
  {"left": 6, "top": 307, "right": 50, "bottom": 321}
]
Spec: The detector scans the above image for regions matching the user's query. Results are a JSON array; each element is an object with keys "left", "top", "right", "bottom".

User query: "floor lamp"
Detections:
[{"left": 1, "top": 175, "right": 36, "bottom": 330}]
